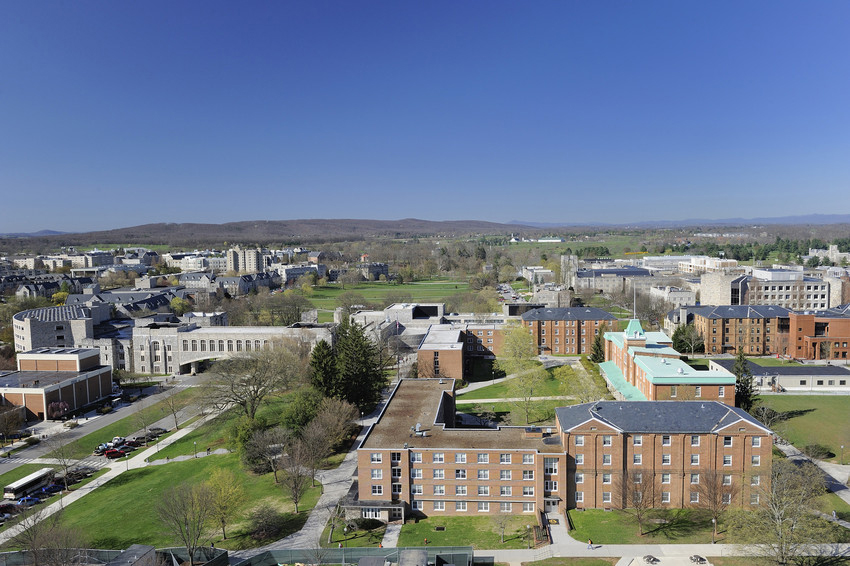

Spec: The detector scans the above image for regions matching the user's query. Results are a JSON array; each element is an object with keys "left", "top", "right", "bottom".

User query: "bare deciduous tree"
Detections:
[
  {"left": 694, "top": 469, "right": 740, "bottom": 543},
  {"left": 206, "top": 340, "right": 309, "bottom": 420},
  {"left": 245, "top": 427, "right": 292, "bottom": 483},
  {"left": 10, "top": 507, "right": 86, "bottom": 566},
  {"left": 492, "top": 512, "right": 512, "bottom": 543},
  {"left": 42, "top": 433, "right": 75, "bottom": 492},
  {"left": 279, "top": 439, "right": 311, "bottom": 513},
  {"left": 162, "top": 391, "right": 183, "bottom": 431},
  {"left": 311, "top": 398, "right": 359, "bottom": 451},
  {"left": 617, "top": 471, "right": 657, "bottom": 535},
  {"left": 156, "top": 483, "right": 213, "bottom": 566}
]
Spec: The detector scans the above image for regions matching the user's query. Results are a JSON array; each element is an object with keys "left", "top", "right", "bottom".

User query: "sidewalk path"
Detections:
[{"left": 776, "top": 441, "right": 850, "bottom": 505}]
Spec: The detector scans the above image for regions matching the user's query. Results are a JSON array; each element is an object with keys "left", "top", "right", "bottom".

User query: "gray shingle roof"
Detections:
[
  {"left": 521, "top": 307, "right": 617, "bottom": 322},
  {"left": 713, "top": 359, "right": 850, "bottom": 377},
  {"left": 687, "top": 305, "right": 791, "bottom": 319},
  {"left": 555, "top": 401, "right": 768, "bottom": 434},
  {"left": 13, "top": 305, "right": 91, "bottom": 322}
]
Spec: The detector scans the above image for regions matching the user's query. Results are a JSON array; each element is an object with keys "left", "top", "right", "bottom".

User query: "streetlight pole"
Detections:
[
  {"left": 841, "top": 445, "right": 845, "bottom": 466},
  {"left": 711, "top": 518, "right": 716, "bottom": 544},
  {"left": 194, "top": 441, "right": 197, "bottom": 459}
]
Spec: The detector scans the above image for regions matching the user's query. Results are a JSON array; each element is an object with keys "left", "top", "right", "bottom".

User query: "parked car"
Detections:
[
  {"left": 71, "top": 465, "right": 97, "bottom": 477},
  {"left": 104, "top": 449, "right": 124, "bottom": 459},
  {"left": 117, "top": 445, "right": 134, "bottom": 454},
  {"left": 0, "top": 503, "right": 20, "bottom": 515},
  {"left": 93, "top": 443, "right": 109, "bottom": 455},
  {"left": 18, "top": 496, "right": 41, "bottom": 507},
  {"left": 124, "top": 439, "right": 142, "bottom": 447},
  {"left": 149, "top": 427, "right": 167, "bottom": 436},
  {"left": 41, "top": 484, "right": 63, "bottom": 495}
]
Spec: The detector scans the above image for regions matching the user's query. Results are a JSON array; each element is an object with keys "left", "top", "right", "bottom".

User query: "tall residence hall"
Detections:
[
  {"left": 601, "top": 320, "right": 736, "bottom": 404},
  {"left": 346, "top": 379, "right": 771, "bottom": 522},
  {"left": 521, "top": 307, "right": 617, "bottom": 356}
]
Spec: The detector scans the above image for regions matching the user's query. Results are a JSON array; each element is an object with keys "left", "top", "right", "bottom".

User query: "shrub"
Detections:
[
  {"left": 803, "top": 444, "right": 832, "bottom": 459},
  {"left": 248, "top": 505, "right": 286, "bottom": 541},
  {"left": 353, "top": 518, "right": 384, "bottom": 531},
  {"left": 98, "top": 406, "right": 113, "bottom": 415},
  {"left": 24, "top": 436, "right": 40, "bottom": 446}
]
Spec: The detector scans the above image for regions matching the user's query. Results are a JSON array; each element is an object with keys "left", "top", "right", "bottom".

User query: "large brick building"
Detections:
[
  {"left": 521, "top": 307, "right": 617, "bottom": 356},
  {"left": 0, "top": 348, "right": 113, "bottom": 421},
  {"left": 788, "top": 307, "right": 850, "bottom": 361},
  {"left": 416, "top": 324, "right": 504, "bottom": 379},
  {"left": 690, "top": 305, "right": 791, "bottom": 356},
  {"left": 347, "top": 379, "right": 770, "bottom": 522},
  {"left": 601, "top": 320, "right": 736, "bottom": 404}
]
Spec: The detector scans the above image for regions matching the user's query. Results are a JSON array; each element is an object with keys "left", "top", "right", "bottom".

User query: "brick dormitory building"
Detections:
[{"left": 345, "top": 378, "right": 771, "bottom": 522}]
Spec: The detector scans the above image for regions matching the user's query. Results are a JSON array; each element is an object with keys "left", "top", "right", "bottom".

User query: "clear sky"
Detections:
[{"left": 2, "top": 1, "right": 849, "bottom": 233}]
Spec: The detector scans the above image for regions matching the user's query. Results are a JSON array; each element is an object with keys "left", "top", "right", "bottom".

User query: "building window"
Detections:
[
  {"left": 575, "top": 454, "right": 584, "bottom": 465},
  {"left": 662, "top": 435, "right": 671, "bottom": 446},
  {"left": 575, "top": 435, "right": 584, "bottom": 446},
  {"left": 544, "top": 458, "right": 558, "bottom": 474},
  {"left": 371, "top": 469, "right": 382, "bottom": 479},
  {"left": 456, "top": 501, "right": 467, "bottom": 511},
  {"left": 391, "top": 452, "right": 401, "bottom": 462},
  {"left": 478, "top": 453, "right": 489, "bottom": 464},
  {"left": 694, "top": 386, "right": 701, "bottom": 398},
  {"left": 719, "top": 386, "right": 725, "bottom": 397},
  {"left": 478, "top": 469, "right": 489, "bottom": 480},
  {"left": 690, "top": 492, "right": 699, "bottom": 504},
  {"left": 602, "top": 492, "right": 611, "bottom": 503},
  {"left": 544, "top": 480, "right": 558, "bottom": 491},
  {"left": 722, "top": 493, "right": 732, "bottom": 504},
  {"left": 372, "top": 485, "right": 383, "bottom": 496},
  {"left": 433, "top": 485, "right": 445, "bottom": 496},
  {"left": 433, "top": 501, "right": 445, "bottom": 511},
  {"left": 412, "top": 501, "right": 423, "bottom": 511},
  {"left": 671, "top": 385, "right": 677, "bottom": 398},
  {"left": 456, "top": 469, "right": 467, "bottom": 480},
  {"left": 723, "top": 474, "right": 732, "bottom": 485},
  {"left": 602, "top": 474, "right": 612, "bottom": 484},
  {"left": 602, "top": 454, "right": 612, "bottom": 465},
  {"left": 752, "top": 455, "right": 761, "bottom": 466},
  {"left": 523, "top": 470, "right": 534, "bottom": 480},
  {"left": 392, "top": 483, "right": 402, "bottom": 494},
  {"left": 411, "top": 453, "right": 422, "bottom": 463},
  {"left": 691, "top": 455, "right": 699, "bottom": 466},
  {"left": 523, "top": 486, "right": 534, "bottom": 497},
  {"left": 455, "top": 453, "right": 467, "bottom": 463},
  {"left": 500, "top": 486, "right": 512, "bottom": 497},
  {"left": 392, "top": 468, "right": 402, "bottom": 478},
  {"left": 723, "top": 455, "right": 732, "bottom": 466},
  {"left": 750, "top": 494, "right": 760, "bottom": 505},
  {"left": 690, "top": 473, "right": 699, "bottom": 484},
  {"left": 575, "top": 492, "right": 584, "bottom": 503},
  {"left": 662, "top": 454, "right": 671, "bottom": 465},
  {"left": 523, "top": 502, "right": 534, "bottom": 512},
  {"left": 433, "top": 453, "right": 444, "bottom": 463},
  {"left": 370, "top": 453, "right": 382, "bottom": 463},
  {"left": 411, "top": 469, "right": 422, "bottom": 479},
  {"left": 723, "top": 436, "right": 733, "bottom": 447},
  {"left": 602, "top": 435, "right": 612, "bottom": 446},
  {"left": 575, "top": 473, "right": 584, "bottom": 484},
  {"left": 691, "top": 435, "right": 700, "bottom": 446},
  {"left": 661, "top": 492, "right": 671, "bottom": 503},
  {"left": 478, "top": 502, "right": 489, "bottom": 512},
  {"left": 500, "top": 453, "right": 511, "bottom": 464},
  {"left": 633, "top": 454, "right": 642, "bottom": 465},
  {"left": 751, "top": 475, "right": 760, "bottom": 486},
  {"left": 500, "top": 470, "right": 512, "bottom": 481},
  {"left": 752, "top": 437, "right": 761, "bottom": 447},
  {"left": 522, "top": 454, "right": 534, "bottom": 464},
  {"left": 633, "top": 435, "right": 642, "bottom": 446},
  {"left": 661, "top": 473, "right": 670, "bottom": 484},
  {"left": 478, "top": 486, "right": 489, "bottom": 496},
  {"left": 411, "top": 485, "right": 423, "bottom": 495},
  {"left": 456, "top": 485, "right": 467, "bottom": 496},
  {"left": 433, "top": 469, "right": 444, "bottom": 479}
]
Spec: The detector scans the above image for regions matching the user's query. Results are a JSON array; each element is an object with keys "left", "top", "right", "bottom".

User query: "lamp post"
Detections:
[
  {"left": 193, "top": 441, "right": 197, "bottom": 459},
  {"left": 711, "top": 517, "right": 716, "bottom": 544},
  {"left": 343, "top": 527, "right": 348, "bottom": 548},
  {"left": 841, "top": 445, "right": 845, "bottom": 466},
  {"left": 526, "top": 525, "right": 531, "bottom": 548}
]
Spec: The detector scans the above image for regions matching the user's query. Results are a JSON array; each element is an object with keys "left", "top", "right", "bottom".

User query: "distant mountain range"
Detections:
[
  {"left": 0, "top": 229, "right": 68, "bottom": 238},
  {"left": 511, "top": 213, "right": 850, "bottom": 228}
]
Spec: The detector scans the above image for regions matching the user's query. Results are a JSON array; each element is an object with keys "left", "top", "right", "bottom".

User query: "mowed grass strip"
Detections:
[
  {"left": 456, "top": 367, "right": 568, "bottom": 401},
  {"left": 758, "top": 395, "right": 850, "bottom": 462},
  {"left": 567, "top": 509, "right": 719, "bottom": 545},
  {"left": 55, "top": 453, "right": 320, "bottom": 551},
  {"left": 308, "top": 280, "right": 470, "bottom": 310},
  {"left": 397, "top": 515, "right": 533, "bottom": 549},
  {"left": 50, "top": 387, "right": 203, "bottom": 460}
]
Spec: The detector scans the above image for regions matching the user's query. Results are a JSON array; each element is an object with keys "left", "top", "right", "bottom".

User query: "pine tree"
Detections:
[
  {"left": 589, "top": 324, "right": 606, "bottom": 363},
  {"left": 309, "top": 339, "right": 339, "bottom": 397},
  {"left": 733, "top": 347, "right": 756, "bottom": 411},
  {"left": 335, "top": 320, "right": 385, "bottom": 410}
]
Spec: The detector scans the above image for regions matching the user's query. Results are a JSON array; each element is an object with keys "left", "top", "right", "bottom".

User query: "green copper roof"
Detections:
[
  {"left": 599, "top": 361, "right": 647, "bottom": 401},
  {"left": 633, "top": 356, "right": 736, "bottom": 384},
  {"left": 624, "top": 319, "right": 645, "bottom": 339}
]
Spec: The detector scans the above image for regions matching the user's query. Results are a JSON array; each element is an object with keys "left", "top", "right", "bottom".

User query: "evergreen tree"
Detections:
[
  {"left": 733, "top": 348, "right": 756, "bottom": 411},
  {"left": 589, "top": 324, "right": 606, "bottom": 363},
  {"left": 334, "top": 320, "right": 385, "bottom": 411},
  {"left": 309, "top": 339, "right": 339, "bottom": 397}
]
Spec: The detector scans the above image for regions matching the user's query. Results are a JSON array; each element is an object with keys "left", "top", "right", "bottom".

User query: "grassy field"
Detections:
[
  {"left": 456, "top": 367, "right": 567, "bottom": 401},
  {"left": 49, "top": 387, "right": 202, "bottom": 460},
  {"left": 813, "top": 491, "right": 850, "bottom": 522},
  {"left": 398, "top": 515, "right": 534, "bottom": 549},
  {"left": 457, "top": 399, "right": 568, "bottom": 426},
  {"left": 747, "top": 357, "right": 802, "bottom": 367},
  {"left": 309, "top": 280, "right": 470, "bottom": 310},
  {"left": 319, "top": 521, "right": 386, "bottom": 548},
  {"left": 54, "top": 453, "right": 321, "bottom": 551},
  {"left": 568, "top": 509, "right": 722, "bottom": 545},
  {"left": 757, "top": 395, "right": 850, "bottom": 462}
]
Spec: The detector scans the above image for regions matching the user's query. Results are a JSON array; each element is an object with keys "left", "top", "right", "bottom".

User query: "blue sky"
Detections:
[{"left": 1, "top": 1, "right": 849, "bottom": 233}]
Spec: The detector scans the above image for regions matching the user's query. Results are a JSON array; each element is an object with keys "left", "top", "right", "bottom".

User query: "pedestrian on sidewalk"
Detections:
[
  {"left": 833, "top": 510, "right": 838, "bottom": 520},
  {"left": 587, "top": 539, "right": 593, "bottom": 550}
]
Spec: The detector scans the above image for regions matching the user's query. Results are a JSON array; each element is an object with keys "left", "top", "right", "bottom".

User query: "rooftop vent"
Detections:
[{"left": 677, "top": 367, "right": 683, "bottom": 374}]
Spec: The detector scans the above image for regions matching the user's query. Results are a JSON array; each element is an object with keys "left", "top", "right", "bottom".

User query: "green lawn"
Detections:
[
  {"left": 567, "top": 509, "right": 721, "bottom": 545},
  {"left": 757, "top": 395, "right": 850, "bottom": 462},
  {"left": 320, "top": 522, "right": 386, "bottom": 548},
  {"left": 812, "top": 491, "right": 850, "bottom": 522},
  {"left": 398, "top": 516, "right": 534, "bottom": 549},
  {"left": 308, "top": 280, "right": 470, "bottom": 311},
  {"left": 746, "top": 357, "right": 802, "bottom": 367},
  {"left": 49, "top": 387, "right": 203, "bottom": 460},
  {"left": 456, "top": 399, "right": 568, "bottom": 426},
  {"left": 456, "top": 367, "right": 565, "bottom": 401},
  {"left": 54, "top": 453, "right": 320, "bottom": 551},
  {"left": 685, "top": 359, "right": 711, "bottom": 370}
]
